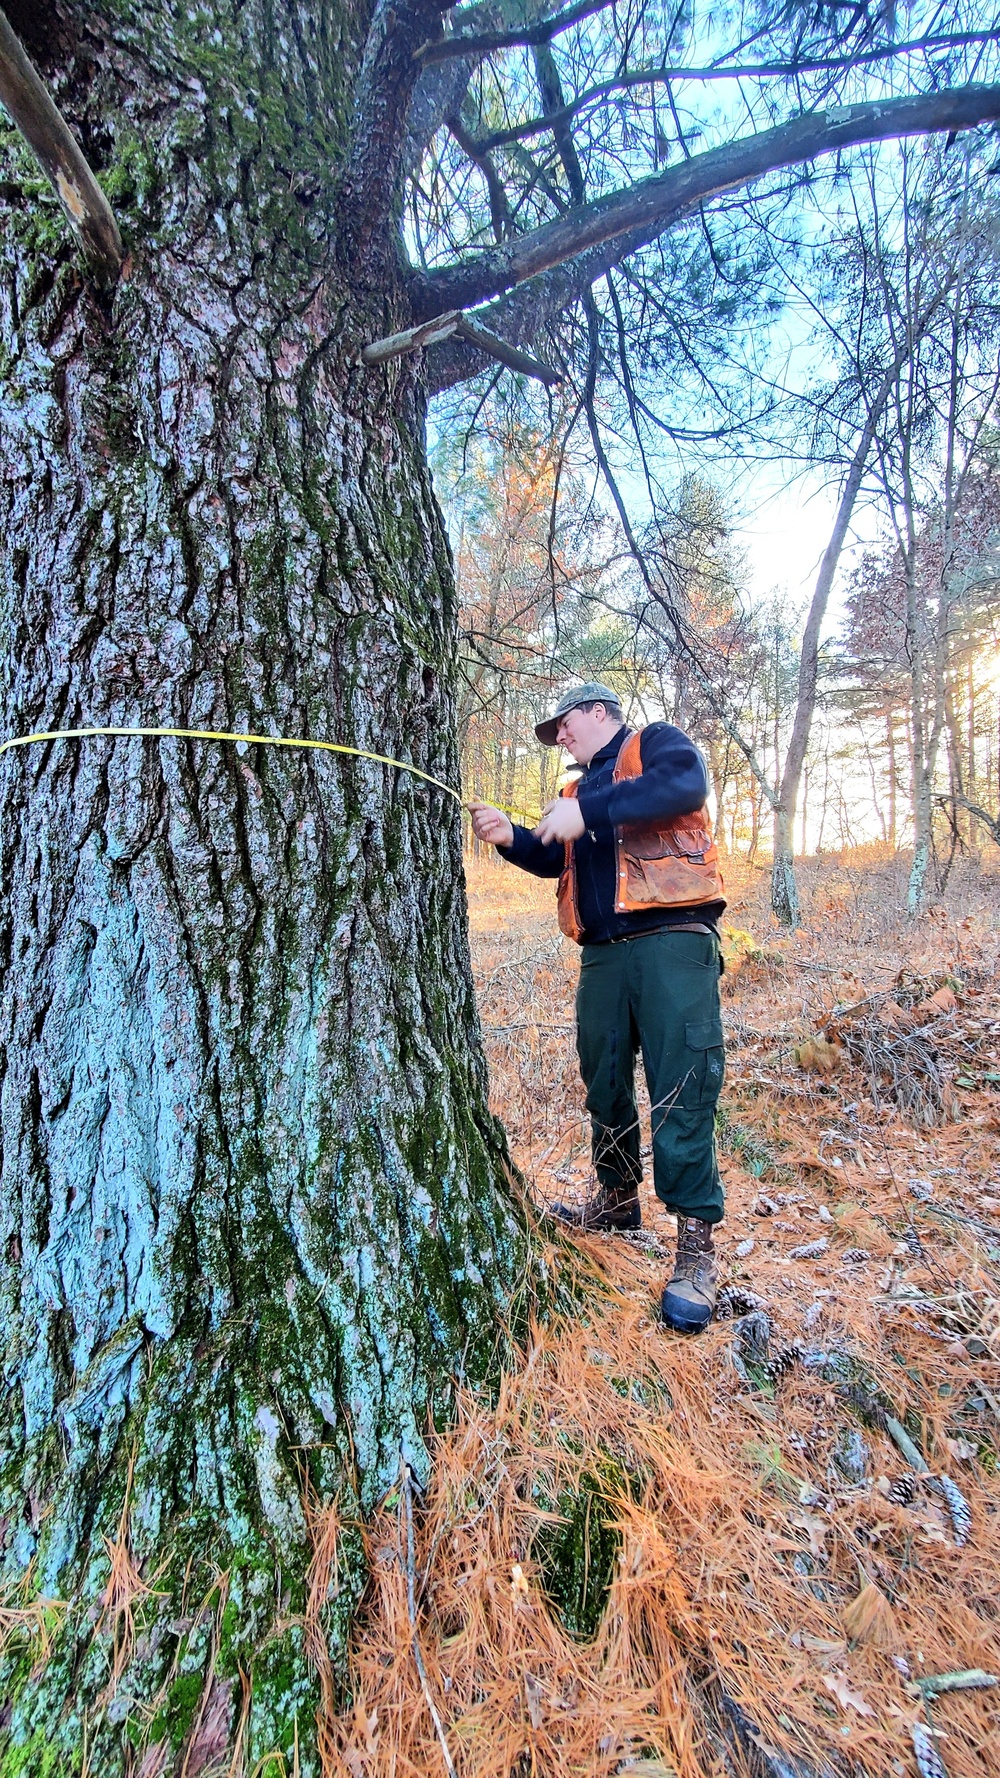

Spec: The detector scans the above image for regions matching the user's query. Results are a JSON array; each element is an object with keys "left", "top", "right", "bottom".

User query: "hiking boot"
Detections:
[
  {"left": 551, "top": 1181, "right": 641, "bottom": 1232},
  {"left": 661, "top": 1216, "right": 718, "bottom": 1333}
]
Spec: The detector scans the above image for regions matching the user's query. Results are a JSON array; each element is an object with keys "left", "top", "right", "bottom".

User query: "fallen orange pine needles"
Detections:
[{"left": 315, "top": 852, "right": 1000, "bottom": 1778}]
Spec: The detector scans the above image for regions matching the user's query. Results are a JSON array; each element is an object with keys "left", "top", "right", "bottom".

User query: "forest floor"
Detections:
[{"left": 328, "top": 847, "right": 1000, "bottom": 1778}]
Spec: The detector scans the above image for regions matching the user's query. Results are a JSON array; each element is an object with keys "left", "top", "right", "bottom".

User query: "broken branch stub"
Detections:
[
  {"left": 0, "top": 5, "right": 123, "bottom": 282},
  {"left": 360, "top": 310, "right": 463, "bottom": 366},
  {"left": 360, "top": 308, "right": 563, "bottom": 385},
  {"left": 454, "top": 313, "right": 563, "bottom": 384}
]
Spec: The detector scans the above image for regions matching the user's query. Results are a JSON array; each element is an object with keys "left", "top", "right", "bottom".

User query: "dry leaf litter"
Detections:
[
  {"left": 7, "top": 849, "right": 993, "bottom": 1776},
  {"left": 316, "top": 850, "right": 1000, "bottom": 1778}
]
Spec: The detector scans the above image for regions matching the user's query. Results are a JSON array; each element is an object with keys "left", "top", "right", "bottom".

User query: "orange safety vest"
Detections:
[{"left": 556, "top": 730, "right": 725, "bottom": 943}]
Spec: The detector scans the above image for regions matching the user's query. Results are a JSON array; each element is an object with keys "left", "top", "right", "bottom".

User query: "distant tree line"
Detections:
[{"left": 439, "top": 134, "right": 1000, "bottom": 919}]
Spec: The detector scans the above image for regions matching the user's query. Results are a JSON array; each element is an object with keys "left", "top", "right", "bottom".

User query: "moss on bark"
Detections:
[{"left": 0, "top": 0, "right": 537, "bottom": 1767}]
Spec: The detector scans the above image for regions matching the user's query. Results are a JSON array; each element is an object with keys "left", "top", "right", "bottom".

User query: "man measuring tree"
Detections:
[{"left": 471, "top": 685, "right": 727, "bottom": 1334}]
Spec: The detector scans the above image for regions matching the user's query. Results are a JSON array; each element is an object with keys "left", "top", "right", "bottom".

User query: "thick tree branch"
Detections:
[
  {"left": 404, "top": 57, "right": 481, "bottom": 176},
  {"left": 401, "top": 1, "right": 509, "bottom": 175},
  {"left": 0, "top": 3, "right": 122, "bottom": 281},
  {"left": 411, "top": 86, "right": 1000, "bottom": 318},
  {"left": 341, "top": 0, "right": 454, "bottom": 257},
  {"left": 414, "top": 0, "right": 615, "bottom": 64},
  {"left": 424, "top": 223, "right": 670, "bottom": 391}
]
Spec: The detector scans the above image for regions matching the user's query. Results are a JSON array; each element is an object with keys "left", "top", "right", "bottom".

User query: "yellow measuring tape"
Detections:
[{"left": 0, "top": 724, "right": 538, "bottom": 822}]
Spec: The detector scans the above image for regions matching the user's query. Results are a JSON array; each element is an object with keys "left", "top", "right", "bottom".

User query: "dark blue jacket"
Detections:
[{"left": 498, "top": 723, "right": 723, "bottom": 944}]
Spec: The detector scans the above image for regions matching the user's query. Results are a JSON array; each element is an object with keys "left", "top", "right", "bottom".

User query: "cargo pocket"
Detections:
[{"left": 683, "top": 1020, "right": 725, "bottom": 1106}]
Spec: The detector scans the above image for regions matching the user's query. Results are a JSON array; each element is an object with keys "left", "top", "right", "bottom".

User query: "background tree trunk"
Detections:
[
  {"left": 905, "top": 548, "right": 935, "bottom": 913},
  {"left": 0, "top": 4, "right": 529, "bottom": 1769},
  {"left": 887, "top": 710, "right": 898, "bottom": 849},
  {"left": 769, "top": 347, "right": 917, "bottom": 926}
]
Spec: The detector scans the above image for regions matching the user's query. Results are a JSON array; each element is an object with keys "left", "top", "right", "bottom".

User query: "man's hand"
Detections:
[
  {"left": 533, "top": 797, "right": 585, "bottom": 846},
  {"left": 468, "top": 800, "right": 514, "bottom": 848}
]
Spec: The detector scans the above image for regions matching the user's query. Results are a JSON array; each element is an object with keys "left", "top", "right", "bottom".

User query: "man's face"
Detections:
[{"left": 555, "top": 703, "right": 616, "bottom": 765}]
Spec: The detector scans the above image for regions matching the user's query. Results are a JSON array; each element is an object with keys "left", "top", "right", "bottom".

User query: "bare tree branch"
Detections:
[
  {"left": 456, "top": 311, "right": 563, "bottom": 382},
  {"left": 425, "top": 200, "right": 763, "bottom": 394},
  {"left": 941, "top": 792, "right": 1000, "bottom": 847},
  {"left": 447, "top": 111, "right": 512, "bottom": 239},
  {"left": 414, "top": 0, "right": 615, "bottom": 65},
  {"left": 532, "top": 39, "right": 586, "bottom": 203},
  {"left": 362, "top": 309, "right": 466, "bottom": 363},
  {"left": 571, "top": 298, "right": 779, "bottom": 795},
  {"left": 411, "top": 86, "right": 1000, "bottom": 318},
  {"left": 606, "top": 478, "right": 780, "bottom": 798},
  {"left": 469, "top": 31, "right": 1000, "bottom": 151},
  {"left": 424, "top": 231, "right": 628, "bottom": 391}
]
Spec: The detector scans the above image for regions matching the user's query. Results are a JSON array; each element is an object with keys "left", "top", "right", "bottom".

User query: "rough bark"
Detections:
[
  {"left": 770, "top": 805, "right": 799, "bottom": 928},
  {"left": 0, "top": 4, "right": 529, "bottom": 1771}
]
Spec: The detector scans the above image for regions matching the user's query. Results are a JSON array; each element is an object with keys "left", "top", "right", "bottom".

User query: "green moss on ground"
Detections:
[{"left": 533, "top": 1458, "right": 628, "bottom": 1640}]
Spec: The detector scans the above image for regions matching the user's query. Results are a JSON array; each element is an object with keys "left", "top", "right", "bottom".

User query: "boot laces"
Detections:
[
  {"left": 674, "top": 1220, "right": 716, "bottom": 1287},
  {"left": 678, "top": 1216, "right": 713, "bottom": 1254}
]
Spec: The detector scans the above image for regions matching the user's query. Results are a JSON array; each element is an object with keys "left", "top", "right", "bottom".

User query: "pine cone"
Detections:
[
  {"left": 717, "top": 1284, "right": 769, "bottom": 1320},
  {"left": 788, "top": 1236, "right": 829, "bottom": 1260},
  {"left": 887, "top": 1473, "right": 916, "bottom": 1506},
  {"left": 766, "top": 1341, "right": 801, "bottom": 1383},
  {"left": 933, "top": 1474, "right": 972, "bottom": 1546},
  {"left": 911, "top": 1721, "right": 948, "bottom": 1778}
]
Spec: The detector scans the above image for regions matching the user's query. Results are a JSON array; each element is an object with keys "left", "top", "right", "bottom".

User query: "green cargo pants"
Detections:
[{"left": 575, "top": 929, "right": 725, "bottom": 1224}]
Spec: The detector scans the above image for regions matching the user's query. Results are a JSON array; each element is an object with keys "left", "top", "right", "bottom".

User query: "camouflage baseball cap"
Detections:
[{"left": 534, "top": 682, "right": 623, "bottom": 746}]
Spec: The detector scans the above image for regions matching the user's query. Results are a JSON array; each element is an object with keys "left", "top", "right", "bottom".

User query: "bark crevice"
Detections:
[{"left": 0, "top": 5, "right": 532, "bottom": 1768}]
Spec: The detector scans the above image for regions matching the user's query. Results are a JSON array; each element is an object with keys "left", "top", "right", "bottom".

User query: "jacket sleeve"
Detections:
[
  {"left": 497, "top": 823, "right": 565, "bottom": 879},
  {"left": 576, "top": 724, "right": 709, "bottom": 831}
]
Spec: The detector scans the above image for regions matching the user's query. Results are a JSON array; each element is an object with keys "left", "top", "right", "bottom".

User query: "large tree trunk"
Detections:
[{"left": 0, "top": 5, "right": 528, "bottom": 1770}]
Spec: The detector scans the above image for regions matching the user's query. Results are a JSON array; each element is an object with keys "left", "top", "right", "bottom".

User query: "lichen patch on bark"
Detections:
[{"left": 0, "top": 2, "right": 535, "bottom": 1767}]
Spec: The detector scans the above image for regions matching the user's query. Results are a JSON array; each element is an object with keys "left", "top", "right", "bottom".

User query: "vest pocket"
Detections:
[
  {"left": 626, "top": 823, "right": 712, "bottom": 862},
  {"left": 622, "top": 853, "right": 719, "bottom": 907}
]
